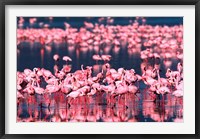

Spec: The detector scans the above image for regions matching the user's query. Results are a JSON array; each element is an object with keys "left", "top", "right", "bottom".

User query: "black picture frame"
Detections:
[{"left": 0, "top": 0, "right": 199, "bottom": 139}]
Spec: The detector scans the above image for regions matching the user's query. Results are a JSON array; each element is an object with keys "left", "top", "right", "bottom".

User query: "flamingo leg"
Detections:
[
  {"left": 66, "top": 96, "right": 68, "bottom": 108},
  {"left": 118, "top": 95, "right": 120, "bottom": 106},
  {"left": 143, "top": 87, "right": 148, "bottom": 100},
  {"left": 85, "top": 96, "right": 87, "bottom": 105},
  {"left": 109, "top": 94, "right": 112, "bottom": 106},
  {"left": 135, "top": 94, "right": 140, "bottom": 101},
  {"left": 148, "top": 93, "right": 156, "bottom": 100}
]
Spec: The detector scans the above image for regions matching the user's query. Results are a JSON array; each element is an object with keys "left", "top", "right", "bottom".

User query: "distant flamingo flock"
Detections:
[
  {"left": 17, "top": 17, "right": 183, "bottom": 122},
  {"left": 17, "top": 17, "right": 183, "bottom": 61}
]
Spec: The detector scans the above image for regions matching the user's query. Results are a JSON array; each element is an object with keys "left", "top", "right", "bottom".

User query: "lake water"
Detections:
[{"left": 17, "top": 17, "right": 183, "bottom": 122}]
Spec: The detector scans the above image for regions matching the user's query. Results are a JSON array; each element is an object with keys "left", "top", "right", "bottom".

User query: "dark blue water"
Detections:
[{"left": 18, "top": 17, "right": 183, "bottom": 29}]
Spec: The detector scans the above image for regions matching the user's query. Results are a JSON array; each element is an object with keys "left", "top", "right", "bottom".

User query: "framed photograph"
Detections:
[{"left": 0, "top": 0, "right": 199, "bottom": 138}]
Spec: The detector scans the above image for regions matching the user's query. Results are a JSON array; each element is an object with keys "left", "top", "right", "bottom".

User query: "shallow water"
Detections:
[
  {"left": 17, "top": 43, "right": 183, "bottom": 122},
  {"left": 17, "top": 93, "right": 183, "bottom": 122},
  {"left": 17, "top": 17, "right": 183, "bottom": 122}
]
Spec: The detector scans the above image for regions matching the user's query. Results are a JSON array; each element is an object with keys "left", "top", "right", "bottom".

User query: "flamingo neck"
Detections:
[
  {"left": 175, "top": 76, "right": 179, "bottom": 89},
  {"left": 81, "top": 65, "right": 84, "bottom": 72},
  {"left": 157, "top": 70, "right": 161, "bottom": 83}
]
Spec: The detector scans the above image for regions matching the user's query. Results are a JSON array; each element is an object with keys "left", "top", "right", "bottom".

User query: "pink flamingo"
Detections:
[
  {"left": 101, "top": 55, "right": 111, "bottom": 63},
  {"left": 172, "top": 89, "right": 183, "bottom": 97},
  {"left": 61, "top": 65, "right": 72, "bottom": 73},
  {"left": 92, "top": 54, "right": 102, "bottom": 64},
  {"left": 34, "top": 87, "right": 45, "bottom": 95},
  {"left": 53, "top": 54, "right": 59, "bottom": 62},
  {"left": 23, "top": 84, "right": 35, "bottom": 96},
  {"left": 177, "top": 62, "right": 183, "bottom": 74},
  {"left": 66, "top": 90, "right": 82, "bottom": 106},
  {"left": 17, "top": 91, "right": 24, "bottom": 100},
  {"left": 63, "top": 56, "right": 72, "bottom": 64}
]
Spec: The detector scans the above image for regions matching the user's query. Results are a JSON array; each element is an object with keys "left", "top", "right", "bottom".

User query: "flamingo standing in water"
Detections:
[
  {"left": 92, "top": 54, "right": 102, "bottom": 64},
  {"left": 45, "top": 78, "right": 60, "bottom": 107},
  {"left": 34, "top": 87, "right": 45, "bottom": 95},
  {"left": 53, "top": 54, "right": 59, "bottom": 62},
  {"left": 63, "top": 56, "right": 72, "bottom": 64},
  {"left": 101, "top": 55, "right": 111, "bottom": 63},
  {"left": 66, "top": 90, "right": 82, "bottom": 107},
  {"left": 173, "top": 79, "right": 183, "bottom": 103},
  {"left": 173, "top": 88, "right": 183, "bottom": 97},
  {"left": 142, "top": 75, "right": 157, "bottom": 87},
  {"left": 155, "top": 69, "right": 171, "bottom": 106},
  {"left": 156, "top": 69, "right": 169, "bottom": 87},
  {"left": 17, "top": 91, "right": 24, "bottom": 107},
  {"left": 113, "top": 80, "right": 129, "bottom": 105}
]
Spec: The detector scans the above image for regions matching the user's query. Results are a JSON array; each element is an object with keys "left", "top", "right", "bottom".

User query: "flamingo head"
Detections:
[
  {"left": 155, "top": 82, "right": 160, "bottom": 89},
  {"left": 167, "top": 68, "right": 171, "bottom": 73},
  {"left": 105, "top": 63, "right": 110, "bottom": 69},
  {"left": 86, "top": 66, "right": 92, "bottom": 70},
  {"left": 130, "top": 69, "right": 136, "bottom": 74},
  {"left": 178, "top": 62, "right": 183, "bottom": 67},
  {"left": 67, "top": 73, "right": 72, "bottom": 77},
  {"left": 33, "top": 68, "right": 39, "bottom": 74}
]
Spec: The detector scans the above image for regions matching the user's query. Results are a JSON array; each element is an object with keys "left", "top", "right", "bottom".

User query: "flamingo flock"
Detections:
[
  {"left": 17, "top": 17, "right": 183, "bottom": 122},
  {"left": 17, "top": 54, "right": 183, "bottom": 104},
  {"left": 17, "top": 17, "right": 183, "bottom": 62}
]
